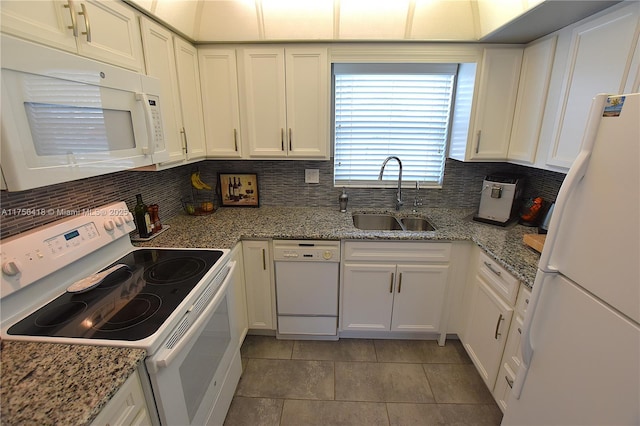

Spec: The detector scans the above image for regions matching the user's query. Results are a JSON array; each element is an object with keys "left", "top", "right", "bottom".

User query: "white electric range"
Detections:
[{"left": 0, "top": 202, "right": 242, "bottom": 425}]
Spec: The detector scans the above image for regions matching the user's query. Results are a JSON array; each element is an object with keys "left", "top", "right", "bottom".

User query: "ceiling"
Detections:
[{"left": 126, "top": 0, "right": 623, "bottom": 44}]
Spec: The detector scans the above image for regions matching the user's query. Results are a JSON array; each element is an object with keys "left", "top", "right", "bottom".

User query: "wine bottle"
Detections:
[
  {"left": 228, "top": 177, "right": 233, "bottom": 200},
  {"left": 134, "top": 194, "right": 152, "bottom": 238},
  {"left": 232, "top": 177, "right": 239, "bottom": 201},
  {"left": 237, "top": 177, "right": 243, "bottom": 199}
]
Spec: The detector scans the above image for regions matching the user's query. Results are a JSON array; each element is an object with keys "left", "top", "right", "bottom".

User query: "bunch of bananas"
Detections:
[{"left": 191, "top": 171, "right": 212, "bottom": 190}]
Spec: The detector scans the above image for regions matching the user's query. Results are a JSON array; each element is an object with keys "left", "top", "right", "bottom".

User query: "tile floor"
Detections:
[{"left": 224, "top": 336, "right": 503, "bottom": 426}]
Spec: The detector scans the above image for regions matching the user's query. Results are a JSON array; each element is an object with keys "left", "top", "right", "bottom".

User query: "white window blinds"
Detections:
[{"left": 333, "top": 63, "right": 456, "bottom": 188}]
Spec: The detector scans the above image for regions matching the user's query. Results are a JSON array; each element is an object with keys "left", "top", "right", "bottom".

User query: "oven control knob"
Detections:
[
  {"left": 322, "top": 250, "right": 333, "bottom": 260},
  {"left": 114, "top": 217, "right": 125, "bottom": 227},
  {"left": 104, "top": 220, "right": 115, "bottom": 232},
  {"left": 124, "top": 213, "right": 134, "bottom": 223},
  {"left": 2, "top": 259, "right": 21, "bottom": 276}
]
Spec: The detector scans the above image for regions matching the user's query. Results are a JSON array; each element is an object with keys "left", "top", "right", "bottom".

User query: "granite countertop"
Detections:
[
  {"left": 137, "top": 206, "right": 542, "bottom": 288},
  {"left": 0, "top": 341, "right": 145, "bottom": 426}
]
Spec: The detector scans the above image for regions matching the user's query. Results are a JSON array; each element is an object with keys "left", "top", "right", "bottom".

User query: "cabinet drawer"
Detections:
[
  {"left": 478, "top": 251, "right": 519, "bottom": 305},
  {"left": 344, "top": 241, "right": 451, "bottom": 262},
  {"left": 515, "top": 285, "right": 532, "bottom": 317}
]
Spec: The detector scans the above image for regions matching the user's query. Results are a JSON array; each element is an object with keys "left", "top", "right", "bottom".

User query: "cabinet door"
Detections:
[
  {"left": 462, "top": 276, "right": 513, "bottom": 390},
  {"left": 75, "top": 0, "right": 144, "bottom": 72},
  {"left": 1, "top": 0, "right": 77, "bottom": 53},
  {"left": 507, "top": 36, "right": 556, "bottom": 164},
  {"left": 469, "top": 47, "right": 522, "bottom": 160},
  {"left": 199, "top": 48, "right": 243, "bottom": 158},
  {"left": 240, "top": 48, "right": 287, "bottom": 157},
  {"left": 391, "top": 264, "right": 449, "bottom": 333},
  {"left": 140, "top": 18, "right": 185, "bottom": 164},
  {"left": 242, "top": 241, "right": 274, "bottom": 330},
  {"left": 174, "top": 37, "right": 207, "bottom": 161},
  {"left": 341, "top": 263, "right": 395, "bottom": 331},
  {"left": 230, "top": 243, "right": 248, "bottom": 346},
  {"left": 546, "top": 4, "right": 639, "bottom": 168},
  {"left": 284, "top": 48, "right": 329, "bottom": 158}
]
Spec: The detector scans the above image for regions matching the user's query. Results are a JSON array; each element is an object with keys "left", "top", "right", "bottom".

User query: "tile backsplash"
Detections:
[{"left": 1, "top": 159, "right": 564, "bottom": 239}]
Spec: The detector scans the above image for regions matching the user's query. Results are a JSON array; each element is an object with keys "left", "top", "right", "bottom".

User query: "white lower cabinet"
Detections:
[
  {"left": 461, "top": 249, "right": 518, "bottom": 391},
  {"left": 91, "top": 370, "right": 151, "bottom": 426},
  {"left": 230, "top": 243, "right": 249, "bottom": 345},
  {"left": 341, "top": 242, "right": 450, "bottom": 335},
  {"left": 242, "top": 240, "right": 275, "bottom": 330},
  {"left": 493, "top": 285, "right": 531, "bottom": 412}
]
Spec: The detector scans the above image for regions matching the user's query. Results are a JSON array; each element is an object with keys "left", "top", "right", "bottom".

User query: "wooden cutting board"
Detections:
[{"left": 523, "top": 234, "right": 546, "bottom": 253}]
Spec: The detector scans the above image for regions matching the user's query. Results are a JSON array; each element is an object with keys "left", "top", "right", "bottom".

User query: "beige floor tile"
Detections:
[
  {"left": 236, "top": 358, "right": 334, "bottom": 400},
  {"left": 335, "top": 361, "right": 435, "bottom": 403},
  {"left": 374, "top": 339, "right": 427, "bottom": 363},
  {"left": 281, "top": 400, "right": 389, "bottom": 426},
  {"left": 374, "top": 339, "right": 471, "bottom": 364},
  {"left": 421, "top": 339, "right": 472, "bottom": 364},
  {"left": 422, "top": 364, "right": 495, "bottom": 404},
  {"left": 223, "top": 396, "right": 283, "bottom": 426},
  {"left": 292, "top": 338, "right": 377, "bottom": 361},
  {"left": 241, "top": 335, "right": 293, "bottom": 359},
  {"left": 387, "top": 402, "right": 502, "bottom": 426}
]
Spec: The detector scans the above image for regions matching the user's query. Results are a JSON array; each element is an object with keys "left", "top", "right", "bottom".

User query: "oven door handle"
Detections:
[{"left": 146, "top": 261, "right": 236, "bottom": 373}]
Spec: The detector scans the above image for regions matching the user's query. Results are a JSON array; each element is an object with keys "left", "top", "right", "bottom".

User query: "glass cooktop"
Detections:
[{"left": 7, "top": 249, "right": 224, "bottom": 341}]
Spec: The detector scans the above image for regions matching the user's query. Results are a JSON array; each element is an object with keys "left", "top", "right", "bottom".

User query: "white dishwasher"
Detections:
[{"left": 273, "top": 240, "right": 340, "bottom": 339}]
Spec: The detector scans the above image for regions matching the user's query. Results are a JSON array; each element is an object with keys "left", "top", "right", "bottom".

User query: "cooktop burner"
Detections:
[{"left": 7, "top": 249, "right": 224, "bottom": 341}]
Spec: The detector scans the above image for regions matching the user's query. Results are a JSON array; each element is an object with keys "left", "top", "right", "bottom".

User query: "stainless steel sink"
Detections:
[
  {"left": 352, "top": 213, "right": 436, "bottom": 231},
  {"left": 400, "top": 217, "right": 436, "bottom": 231},
  {"left": 352, "top": 214, "right": 403, "bottom": 230}
]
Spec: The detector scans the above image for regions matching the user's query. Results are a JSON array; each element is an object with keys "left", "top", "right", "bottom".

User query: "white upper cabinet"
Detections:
[
  {"left": 544, "top": 3, "right": 639, "bottom": 169},
  {"left": 174, "top": 37, "right": 207, "bottom": 161},
  {"left": 140, "top": 20, "right": 205, "bottom": 166},
  {"left": 449, "top": 47, "right": 523, "bottom": 162},
  {"left": 140, "top": 17, "right": 184, "bottom": 165},
  {"left": 1, "top": 0, "right": 144, "bottom": 72},
  {"left": 507, "top": 35, "right": 557, "bottom": 164},
  {"left": 238, "top": 47, "right": 329, "bottom": 159},
  {"left": 198, "top": 48, "right": 243, "bottom": 158}
]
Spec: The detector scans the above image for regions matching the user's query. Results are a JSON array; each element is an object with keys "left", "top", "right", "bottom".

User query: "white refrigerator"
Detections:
[{"left": 502, "top": 93, "right": 640, "bottom": 425}]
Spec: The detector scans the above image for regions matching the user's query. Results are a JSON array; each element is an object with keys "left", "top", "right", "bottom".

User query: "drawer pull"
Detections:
[
  {"left": 280, "top": 128, "right": 285, "bottom": 151},
  {"left": 494, "top": 314, "right": 504, "bottom": 339},
  {"left": 233, "top": 128, "right": 238, "bottom": 151},
  {"left": 506, "top": 375, "right": 514, "bottom": 388},
  {"left": 262, "top": 249, "right": 266, "bottom": 270},
  {"left": 484, "top": 261, "right": 502, "bottom": 277},
  {"left": 389, "top": 273, "right": 394, "bottom": 293},
  {"left": 398, "top": 273, "right": 402, "bottom": 293}
]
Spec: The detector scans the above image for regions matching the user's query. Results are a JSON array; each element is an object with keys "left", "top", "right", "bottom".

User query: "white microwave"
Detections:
[{"left": 1, "top": 35, "right": 169, "bottom": 192}]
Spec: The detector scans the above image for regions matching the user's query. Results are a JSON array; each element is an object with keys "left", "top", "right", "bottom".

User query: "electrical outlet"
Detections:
[{"left": 305, "top": 169, "right": 320, "bottom": 184}]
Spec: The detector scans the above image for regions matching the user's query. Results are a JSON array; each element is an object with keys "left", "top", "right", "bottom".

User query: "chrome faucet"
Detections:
[{"left": 378, "top": 156, "right": 403, "bottom": 210}]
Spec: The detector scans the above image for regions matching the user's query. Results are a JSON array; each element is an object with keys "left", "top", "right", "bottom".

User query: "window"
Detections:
[{"left": 333, "top": 63, "right": 456, "bottom": 188}]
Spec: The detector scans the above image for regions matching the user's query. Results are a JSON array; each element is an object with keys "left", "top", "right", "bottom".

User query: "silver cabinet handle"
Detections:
[
  {"left": 262, "top": 249, "right": 266, "bottom": 270},
  {"left": 79, "top": 2, "right": 91, "bottom": 42},
  {"left": 483, "top": 261, "right": 502, "bottom": 277},
  {"left": 494, "top": 314, "right": 504, "bottom": 339},
  {"left": 280, "top": 128, "right": 284, "bottom": 151},
  {"left": 475, "top": 130, "right": 482, "bottom": 154},
  {"left": 288, "top": 128, "right": 292, "bottom": 151},
  {"left": 506, "top": 375, "right": 514, "bottom": 389},
  {"left": 64, "top": 0, "right": 78, "bottom": 37},
  {"left": 180, "top": 128, "right": 188, "bottom": 153},
  {"left": 389, "top": 273, "right": 394, "bottom": 293},
  {"left": 397, "top": 273, "right": 403, "bottom": 293},
  {"left": 233, "top": 128, "right": 238, "bottom": 152}
]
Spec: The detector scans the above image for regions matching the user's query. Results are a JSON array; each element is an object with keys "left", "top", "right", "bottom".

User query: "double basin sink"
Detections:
[{"left": 352, "top": 213, "right": 436, "bottom": 232}]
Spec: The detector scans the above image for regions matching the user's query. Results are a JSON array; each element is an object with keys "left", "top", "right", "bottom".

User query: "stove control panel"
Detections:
[{"left": 1, "top": 202, "right": 136, "bottom": 298}]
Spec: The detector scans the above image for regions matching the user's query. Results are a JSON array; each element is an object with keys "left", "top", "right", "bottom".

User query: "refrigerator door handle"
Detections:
[{"left": 539, "top": 94, "right": 608, "bottom": 272}]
